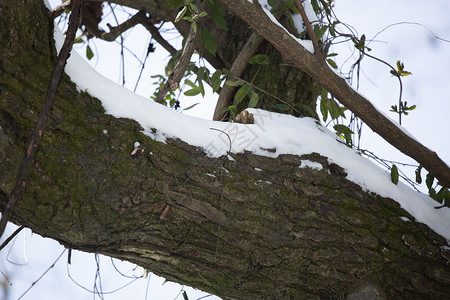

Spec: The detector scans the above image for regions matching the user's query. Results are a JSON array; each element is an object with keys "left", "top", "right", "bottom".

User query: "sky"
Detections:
[{"left": 1, "top": 0, "right": 450, "bottom": 299}]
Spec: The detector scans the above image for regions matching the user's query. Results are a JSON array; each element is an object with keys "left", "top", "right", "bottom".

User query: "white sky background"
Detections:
[{"left": 1, "top": 0, "right": 450, "bottom": 299}]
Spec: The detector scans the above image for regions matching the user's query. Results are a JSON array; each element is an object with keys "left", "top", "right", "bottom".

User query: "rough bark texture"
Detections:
[{"left": 1, "top": 1, "right": 450, "bottom": 300}]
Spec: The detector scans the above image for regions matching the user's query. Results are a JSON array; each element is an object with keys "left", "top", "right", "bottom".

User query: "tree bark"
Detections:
[{"left": 1, "top": 1, "right": 450, "bottom": 300}]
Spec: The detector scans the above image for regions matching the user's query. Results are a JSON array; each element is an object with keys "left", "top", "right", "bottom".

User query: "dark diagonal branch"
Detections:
[
  {"left": 0, "top": 0, "right": 83, "bottom": 238},
  {"left": 155, "top": 26, "right": 198, "bottom": 103},
  {"left": 141, "top": 19, "right": 178, "bottom": 56},
  {"left": 213, "top": 32, "right": 263, "bottom": 121},
  {"left": 294, "top": 0, "right": 321, "bottom": 55}
]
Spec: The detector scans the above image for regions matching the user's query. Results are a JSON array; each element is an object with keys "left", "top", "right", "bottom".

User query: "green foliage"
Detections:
[
  {"left": 390, "top": 101, "right": 416, "bottom": 117},
  {"left": 319, "top": 89, "right": 346, "bottom": 122},
  {"left": 201, "top": 29, "right": 217, "bottom": 56},
  {"left": 390, "top": 60, "right": 412, "bottom": 77},
  {"left": 248, "top": 54, "right": 270, "bottom": 65},
  {"left": 334, "top": 124, "right": 354, "bottom": 147},
  {"left": 234, "top": 83, "right": 252, "bottom": 105},
  {"left": 211, "top": 69, "right": 224, "bottom": 92},
  {"left": 174, "top": 0, "right": 208, "bottom": 32},
  {"left": 413, "top": 165, "right": 449, "bottom": 208},
  {"left": 182, "top": 291, "right": 189, "bottom": 300},
  {"left": 86, "top": 45, "right": 94, "bottom": 60},
  {"left": 207, "top": 0, "right": 227, "bottom": 29},
  {"left": 390, "top": 164, "right": 399, "bottom": 185}
]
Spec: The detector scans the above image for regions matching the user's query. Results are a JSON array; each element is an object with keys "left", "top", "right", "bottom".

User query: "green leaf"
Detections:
[
  {"left": 310, "top": 0, "right": 319, "bottom": 13},
  {"left": 191, "top": 20, "right": 197, "bottom": 32},
  {"left": 299, "top": 104, "right": 315, "bottom": 117},
  {"left": 189, "top": 3, "right": 199, "bottom": 13},
  {"left": 234, "top": 83, "right": 252, "bottom": 105},
  {"left": 248, "top": 90, "right": 259, "bottom": 108},
  {"left": 175, "top": 6, "right": 187, "bottom": 23},
  {"left": 391, "top": 164, "right": 399, "bottom": 185},
  {"left": 164, "top": 0, "right": 184, "bottom": 9},
  {"left": 221, "top": 68, "right": 234, "bottom": 78},
  {"left": 74, "top": 35, "right": 84, "bottom": 44},
  {"left": 334, "top": 124, "right": 354, "bottom": 136},
  {"left": 249, "top": 54, "right": 270, "bottom": 65},
  {"left": 320, "top": 90, "right": 328, "bottom": 121},
  {"left": 225, "top": 79, "right": 244, "bottom": 87},
  {"left": 227, "top": 105, "right": 237, "bottom": 119},
  {"left": 334, "top": 124, "right": 354, "bottom": 146},
  {"left": 327, "top": 59, "right": 337, "bottom": 69},
  {"left": 198, "top": 79, "right": 205, "bottom": 96},
  {"left": 201, "top": 29, "right": 217, "bottom": 56},
  {"left": 185, "top": 79, "right": 197, "bottom": 89},
  {"left": 86, "top": 45, "right": 94, "bottom": 60},
  {"left": 268, "top": 0, "right": 280, "bottom": 8},
  {"left": 415, "top": 165, "right": 422, "bottom": 184},
  {"left": 208, "top": 0, "right": 227, "bottom": 29},
  {"left": 426, "top": 173, "right": 435, "bottom": 190},
  {"left": 182, "top": 291, "right": 189, "bottom": 300},
  {"left": 184, "top": 102, "right": 199, "bottom": 110},
  {"left": 211, "top": 70, "right": 223, "bottom": 92},
  {"left": 184, "top": 88, "right": 201, "bottom": 96},
  {"left": 273, "top": 103, "right": 290, "bottom": 111}
]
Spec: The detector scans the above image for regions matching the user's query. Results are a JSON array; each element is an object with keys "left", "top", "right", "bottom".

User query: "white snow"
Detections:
[
  {"left": 52, "top": 16, "right": 450, "bottom": 244},
  {"left": 251, "top": 0, "right": 314, "bottom": 53},
  {"left": 299, "top": 159, "right": 323, "bottom": 170}
]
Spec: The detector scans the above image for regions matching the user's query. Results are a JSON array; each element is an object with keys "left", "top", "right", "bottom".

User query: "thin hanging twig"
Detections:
[{"left": 0, "top": 0, "right": 83, "bottom": 238}]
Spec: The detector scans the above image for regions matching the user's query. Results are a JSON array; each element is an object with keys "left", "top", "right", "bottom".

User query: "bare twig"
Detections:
[
  {"left": 155, "top": 26, "right": 198, "bottom": 103},
  {"left": 100, "top": 9, "right": 146, "bottom": 41},
  {"left": 141, "top": 20, "right": 177, "bottom": 56},
  {"left": 52, "top": 0, "right": 72, "bottom": 19},
  {"left": 0, "top": 0, "right": 82, "bottom": 238},
  {"left": 294, "top": 0, "right": 321, "bottom": 55},
  {"left": 0, "top": 225, "right": 24, "bottom": 251}
]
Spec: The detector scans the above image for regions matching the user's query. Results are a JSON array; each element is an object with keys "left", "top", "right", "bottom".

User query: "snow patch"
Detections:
[{"left": 299, "top": 159, "right": 323, "bottom": 170}]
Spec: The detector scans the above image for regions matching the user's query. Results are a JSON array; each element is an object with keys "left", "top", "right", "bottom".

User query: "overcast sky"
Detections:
[{"left": 1, "top": 0, "right": 449, "bottom": 299}]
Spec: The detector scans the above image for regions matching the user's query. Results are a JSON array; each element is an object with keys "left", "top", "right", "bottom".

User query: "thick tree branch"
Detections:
[
  {"left": 0, "top": 0, "right": 82, "bottom": 237},
  {"left": 217, "top": 0, "right": 450, "bottom": 187}
]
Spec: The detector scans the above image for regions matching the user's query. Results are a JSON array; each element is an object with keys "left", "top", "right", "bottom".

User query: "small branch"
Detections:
[
  {"left": 213, "top": 32, "right": 263, "bottom": 121},
  {"left": 141, "top": 20, "right": 177, "bottom": 56},
  {"left": 100, "top": 9, "right": 146, "bottom": 41},
  {"left": 155, "top": 26, "right": 198, "bottom": 103},
  {"left": 52, "top": 0, "right": 72, "bottom": 19},
  {"left": 0, "top": 0, "right": 82, "bottom": 238},
  {"left": 294, "top": 0, "right": 321, "bottom": 55},
  {"left": 0, "top": 226, "right": 24, "bottom": 251}
]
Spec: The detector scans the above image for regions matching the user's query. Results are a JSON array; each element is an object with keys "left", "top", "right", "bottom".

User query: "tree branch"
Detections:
[
  {"left": 294, "top": 0, "right": 321, "bottom": 55},
  {"left": 101, "top": 9, "right": 146, "bottom": 41},
  {"left": 217, "top": 0, "right": 450, "bottom": 187},
  {"left": 141, "top": 20, "right": 177, "bottom": 56},
  {"left": 213, "top": 32, "right": 263, "bottom": 121},
  {"left": 0, "top": 0, "right": 83, "bottom": 238},
  {"left": 155, "top": 26, "right": 198, "bottom": 103},
  {"left": 52, "top": 0, "right": 71, "bottom": 19}
]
